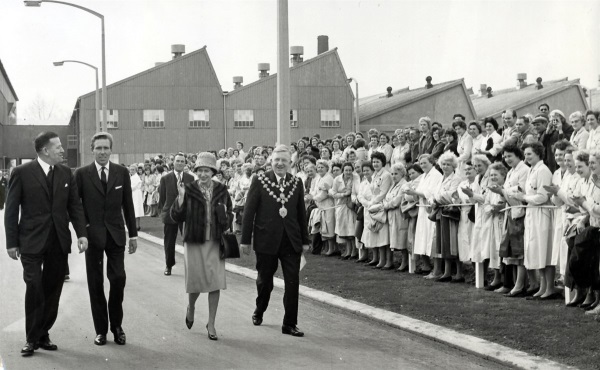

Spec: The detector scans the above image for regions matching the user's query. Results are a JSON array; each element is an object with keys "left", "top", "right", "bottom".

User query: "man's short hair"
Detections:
[
  {"left": 503, "top": 109, "right": 518, "bottom": 119},
  {"left": 538, "top": 103, "right": 550, "bottom": 111},
  {"left": 90, "top": 132, "right": 114, "bottom": 150},
  {"left": 236, "top": 141, "right": 244, "bottom": 148},
  {"left": 34, "top": 131, "right": 59, "bottom": 153},
  {"left": 272, "top": 145, "right": 291, "bottom": 156}
]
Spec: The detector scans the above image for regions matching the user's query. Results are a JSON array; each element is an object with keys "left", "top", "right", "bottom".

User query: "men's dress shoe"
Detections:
[
  {"left": 37, "top": 337, "right": 58, "bottom": 350},
  {"left": 252, "top": 314, "right": 263, "bottom": 326},
  {"left": 112, "top": 327, "right": 126, "bottom": 345},
  {"left": 94, "top": 334, "right": 107, "bottom": 346},
  {"left": 435, "top": 276, "right": 452, "bottom": 283},
  {"left": 164, "top": 267, "right": 171, "bottom": 276},
  {"left": 21, "top": 342, "right": 36, "bottom": 356},
  {"left": 282, "top": 325, "right": 304, "bottom": 337}
]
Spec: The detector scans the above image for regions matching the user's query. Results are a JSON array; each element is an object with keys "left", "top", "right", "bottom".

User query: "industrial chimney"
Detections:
[
  {"left": 290, "top": 46, "right": 304, "bottom": 67},
  {"left": 517, "top": 73, "right": 527, "bottom": 89},
  {"left": 233, "top": 76, "right": 243, "bottom": 90},
  {"left": 425, "top": 76, "right": 433, "bottom": 89},
  {"left": 171, "top": 44, "right": 185, "bottom": 59},
  {"left": 479, "top": 84, "right": 487, "bottom": 97},
  {"left": 258, "top": 63, "right": 270, "bottom": 79},
  {"left": 536, "top": 77, "right": 543, "bottom": 90},
  {"left": 317, "top": 35, "right": 329, "bottom": 55}
]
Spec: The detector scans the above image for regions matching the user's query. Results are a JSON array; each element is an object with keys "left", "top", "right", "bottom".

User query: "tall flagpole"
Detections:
[{"left": 276, "top": 0, "right": 291, "bottom": 146}]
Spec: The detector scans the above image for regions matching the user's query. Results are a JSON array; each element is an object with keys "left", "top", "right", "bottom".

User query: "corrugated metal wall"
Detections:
[
  {"left": 361, "top": 85, "right": 476, "bottom": 132},
  {"left": 79, "top": 49, "right": 225, "bottom": 165}
]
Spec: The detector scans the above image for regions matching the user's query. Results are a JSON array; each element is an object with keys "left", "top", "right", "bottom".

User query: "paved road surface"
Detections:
[{"left": 0, "top": 210, "right": 505, "bottom": 369}]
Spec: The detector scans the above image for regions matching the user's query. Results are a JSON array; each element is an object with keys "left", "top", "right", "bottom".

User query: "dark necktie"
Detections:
[
  {"left": 46, "top": 166, "right": 54, "bottom": 193},
  {"left": 177, "top": 173, "right": 183, "bottom": 186},
  {"left": 279, "top": 177, "right": 284, "bottom": 187},
  {"left": 101, "top": 166, "right": 107, "bottom": 192}
]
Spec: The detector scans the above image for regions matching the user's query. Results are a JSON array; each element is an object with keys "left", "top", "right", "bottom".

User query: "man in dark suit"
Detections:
[
  {"left": 4, "top": 132, "right": 88, "bottom": 357},
  {"left": 0, "top": 170, "right": 7, "bottom": 210},
  {"left": 158, "top": 152, "right": 194, "bottom": 276},
  {"left": 74, "top": 132, "right": 137, "bottom": 346},
  {"left": 241, "top": 145, "right": 310, "bottom": 337}
]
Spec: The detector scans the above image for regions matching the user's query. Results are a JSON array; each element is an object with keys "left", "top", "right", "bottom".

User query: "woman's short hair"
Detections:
[
  {"left": 330, "top": 161, "right": 343, "bottom": 171},
  {"left": 241, "top": 163, "right": 253, "bottom": 172},
  {"left": 489, "top": 162, "right": 508, "bottom": 179},
  {"left": 321, "top": 146, "right": 332, "bottom": 158},
  {"left": 361, "top": 160, "right": 374, "bottom": 172},
  {"left": 502, "top": 144, "right": 524, "bottom": 160},
  {"left": 438, "top": 152, "right": 459, "bottom": 169},
  {"left": 342, "top": 161, "right": 355, "bottom": 172},
  {"left": 316, "top": 159, "right": 330, "bottom": 171},
  {"left": 418, "top": 153, "right": 436, "bottom": 165},
  {"left": 390, "top": 163, "right": 407, "bottom": 178},
  {"left": 584, "top": 110, "right": 600, "bottom": 121},
  {"left": 575, "top": 150, "right": 590, "bottom": 166},
  {"left": 371, "top": 151, "right": 387, "bottom": 167},
  {"left": 483, "top": 117, "right": 499, "bottom": 131},
  {"left": 522, "top": 141, "right": 545, "bottom": 159},
  {"left": 469, "top": 121, "right": 482, "bottom": 134},
  {"left": 553, "top": 139, "right": 571, "bottom": 153},
  {"left": 444, "top": 128, "right": 458, "bottom": 141},
  {"left": 418, "top": 116, "right": 432, "bottom": 129},
  {"left": 407, "top": 163, "right": 424, "bottom": 174},
  {"left": 452, "top": 120, "right": 467, "bottom": 131},
  {"left": 331, "top": 138, "right": 342, "bottom": 149},
  {"left": 471, "top": 154, "right": 491, "bottom": 167},
  {"left": 431, "top": 126, "right": 444, "bottom": 137},
  {"left": 379, "top": 132, "right": 390, "bottom": 143},
  {"left": 354, "top": 138, "right": 366, "bottom": 148}
]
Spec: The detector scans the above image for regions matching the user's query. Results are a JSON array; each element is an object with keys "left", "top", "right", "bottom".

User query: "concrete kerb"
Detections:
[{"left": 138, "top": 231, "right": 571, "bottom": 370}]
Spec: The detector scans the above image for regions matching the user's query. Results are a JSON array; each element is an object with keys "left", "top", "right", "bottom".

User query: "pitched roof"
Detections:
[
  {"left": 0, "top": 59, "right": 18, "bottom": 101},
  {"left": 78, "top": 46, "right": 223, "bottom": 99},
  {"left": 590, "top": 88, "right": 600, "bottom": 111},
  {"left": 225, "top": 48, "right": 353, "bottom": 99},
  {"left": 471, "top": 78, "right": 583, "bottom": 118},
  {"left": 358, "top": 79, "right": 475, "bottom": 121}
]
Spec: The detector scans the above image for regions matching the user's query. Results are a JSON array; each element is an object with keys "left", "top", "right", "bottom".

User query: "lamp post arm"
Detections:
[
  {"left": 61, "top": 60, "right": 97, "bottom": 71},
  {"left": 41, "top": 0, "right": 103, "bottom": 19}
]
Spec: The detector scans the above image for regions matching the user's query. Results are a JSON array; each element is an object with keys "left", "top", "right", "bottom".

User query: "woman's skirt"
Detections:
[
  {"left": 434, "top": 212, "right": 459, "bottom": 259},
  {"left": 499, "top": 216, "right": 525, "bottom": 266},
  {"left": 184, "top": 240, "right": 226, "bottom": 293}
]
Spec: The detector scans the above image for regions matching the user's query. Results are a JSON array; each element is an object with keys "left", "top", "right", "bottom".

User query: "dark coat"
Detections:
[
  {"left": 241, "top": 171, "right": 310, "bottom": 255},
  {"left": 4, "top": 160, "right": 87, "bottom": 254},
  {"left": 443, "top": 141, "right": 459, "bottom": 157},
  {"left": 74, "top": 162, "right": 137, "bottom": 249},
  {"left": 170, "top": 180, "right": 233, "bottom": 244},
  {"left": 158, "top": 171, "right": 195, "bottom": 224},
  {"left": 418, "top": 133, "right": 435, "bottom": 157}
]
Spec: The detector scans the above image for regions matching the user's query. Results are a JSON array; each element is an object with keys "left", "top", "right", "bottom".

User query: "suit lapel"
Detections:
[
  {"left": 32, "top": 161, "right": 50, "bottom": 197},
  {"left": 52, "top": 164, "right": 62, "bottom": 197},
  {"left": 106, "top": 162, "right": 118, "bottom": 195},
  {"left": 89, "top": 163, "right": 105, "bottom": 195}
]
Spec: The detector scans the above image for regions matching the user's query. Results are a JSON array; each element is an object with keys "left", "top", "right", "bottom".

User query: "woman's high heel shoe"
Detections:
[
  {"left": 185, "top": 306, "right": 194, "bottom": 329},
  {"left": 206, "top": 324, "right": 218, "bottom": 341}
]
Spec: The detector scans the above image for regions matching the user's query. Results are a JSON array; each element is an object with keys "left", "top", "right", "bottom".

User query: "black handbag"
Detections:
[
  {"left": 220, "top": 232, "right": 240, "bottom": 259},
  {"left": 441, "top": 206, "right": 461, "bottom": 221}
]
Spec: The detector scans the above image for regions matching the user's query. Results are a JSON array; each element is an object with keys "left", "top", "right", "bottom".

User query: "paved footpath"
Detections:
[{"left": 0, "top": 211, "right": 510, "bottom": 370}]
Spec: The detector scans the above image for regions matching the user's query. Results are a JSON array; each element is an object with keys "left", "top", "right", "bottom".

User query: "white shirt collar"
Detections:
[
  {"left": 275, "top": 173, "right": 286, "bottom": 184},
  {"left": 37, "top": 157, "right": 52, "bottom": 175},
  {"left": 95, "top": 161, "right": 110, "bottom": 172}
]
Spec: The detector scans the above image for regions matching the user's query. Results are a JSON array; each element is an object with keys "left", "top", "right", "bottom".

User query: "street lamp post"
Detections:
[
  {"left": 54, "top": 60, "right": 100, "bottom": 132},
  {"left": 25, "top": 0, "right": 107, "bottom": 132},
  {"left": 347, "top": 78, "right": 359, "bottom": 133}
]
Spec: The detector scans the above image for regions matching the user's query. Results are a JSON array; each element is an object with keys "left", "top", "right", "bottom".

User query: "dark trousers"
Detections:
[
  {"left": 254, "top": 231, "right": 301, "bottom": 326},
  {"left": 163, "top": 223, "right": 178, "bottom": 268},
  {"left": 20, "top": 227, "right": 67, "bottom": 343},
  {"left": 85, "top": 231, "right": 126, "bottom": 335}
]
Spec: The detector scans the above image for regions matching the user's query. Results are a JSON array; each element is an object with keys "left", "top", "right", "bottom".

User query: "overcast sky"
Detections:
[{"left": 2, "top": 0, "right": 599, "bottom": 123}]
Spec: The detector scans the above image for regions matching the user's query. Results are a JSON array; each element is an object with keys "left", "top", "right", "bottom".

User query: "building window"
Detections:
[
  {"left": 320, "top": 109, "right": 340, "bottom": 127},
  {"left": 143, "top": 109, "right": 165, "bottom": 129},
  {"left": 189, "top": 109, "right": 210, "bottom": 128},
  {"left": 100, "top": 109, "right": 119, "bottom": 129},
  {"left": 234, "top": 110, "right": 254, "bottom": 128},
  {"left": 290, "top": 109, "right": 298, "bottom": 128},
  {"left": 67, "top": 135, "right": 78, "bottom": 149}
]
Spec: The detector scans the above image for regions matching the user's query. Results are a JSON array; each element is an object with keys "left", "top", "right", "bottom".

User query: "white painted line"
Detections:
[{"left": 137, "top": 231, "right": 571, "bottom": 370}]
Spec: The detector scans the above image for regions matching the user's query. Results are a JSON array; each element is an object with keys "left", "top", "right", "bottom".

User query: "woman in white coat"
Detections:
[
  {"left": 405, "top": 154, "right": 443, "bottom": 276},
  {"left": 129, "top": 164, "right": 145, "bottom": 231},
  {"left": 383, "top": 163, "right": 408, "bottom": 270},
  {"left": 456, "top": 161, "right": 478, "bottom": 267},
  {"left": 514, "top": 142, "right": 554, "bottom": 300}
]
